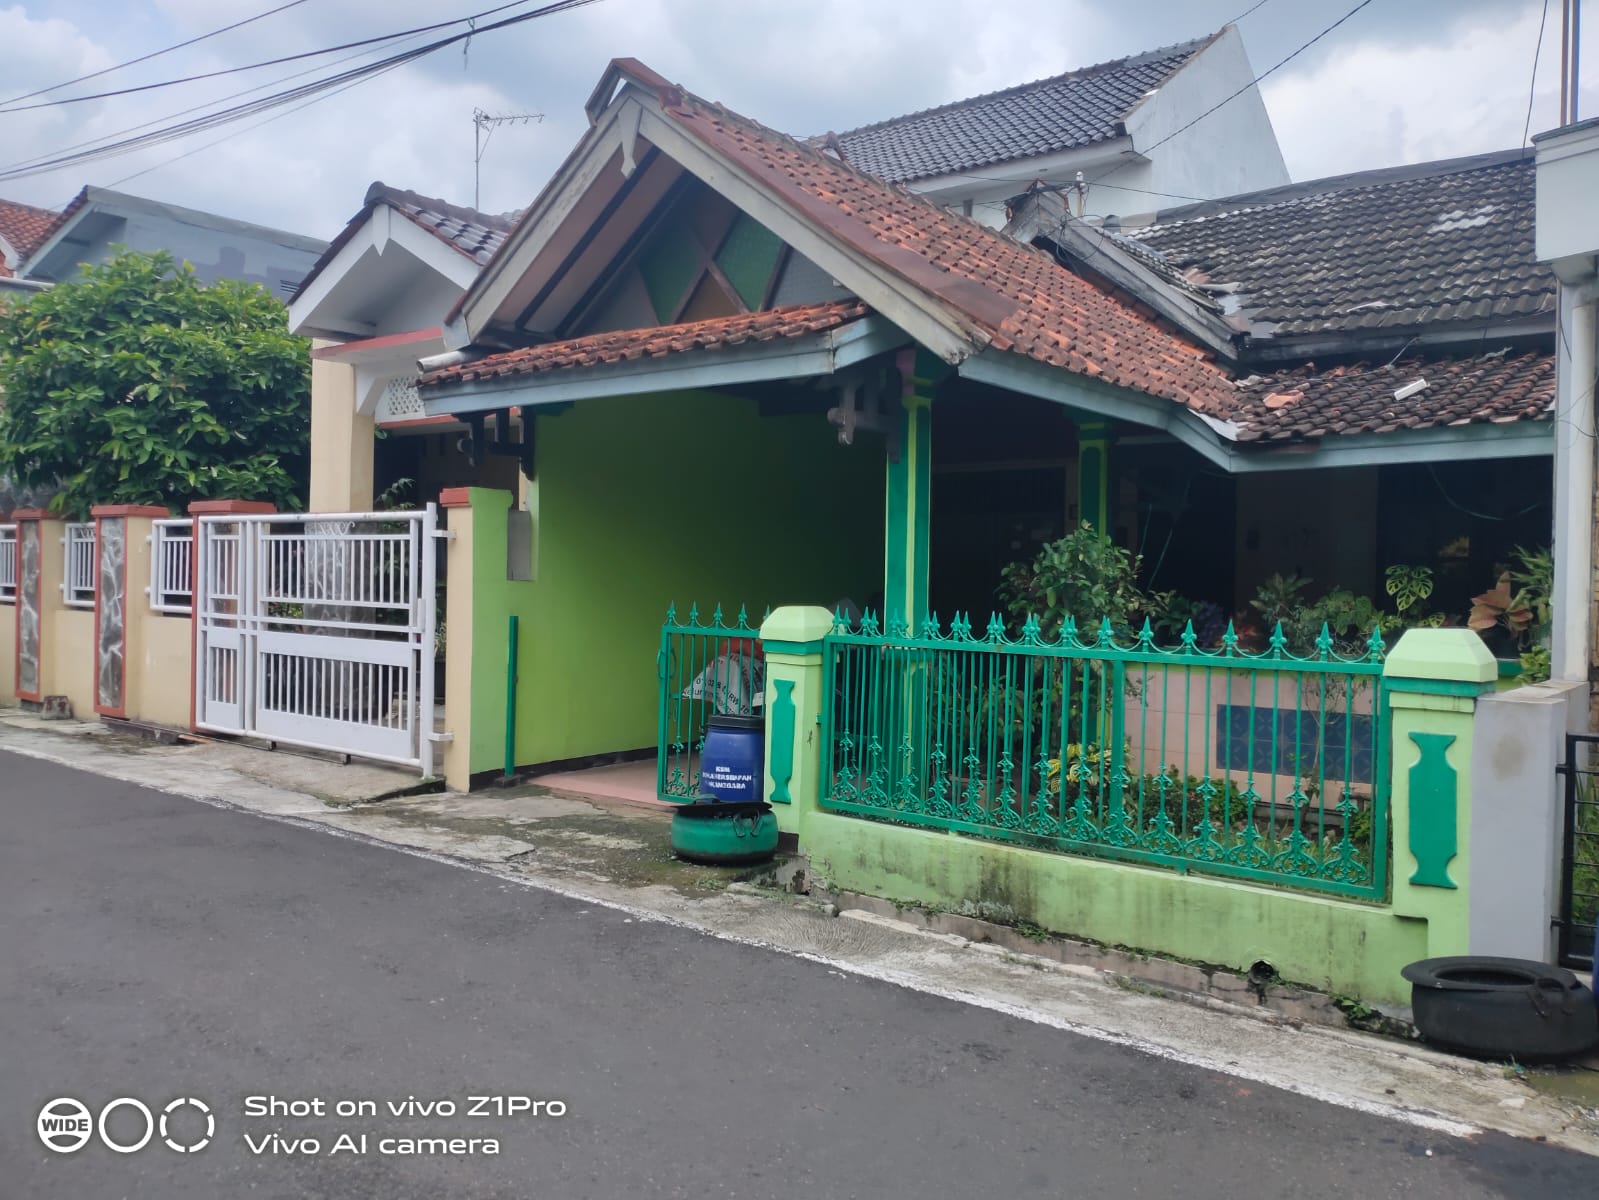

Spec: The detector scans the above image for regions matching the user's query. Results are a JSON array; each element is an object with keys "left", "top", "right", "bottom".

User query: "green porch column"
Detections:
[
  {"left": 1382, "top": 629, "right": 1497, "bottom": 964},
  {"left": 884, "top": 363, "right": 935, "bottom": 628},
  {"left": 1076, "top": 420, "right": 1111, "bottom": 538},
  {"left": 759, "top": 605, "right": 835, "bottom": 839}
]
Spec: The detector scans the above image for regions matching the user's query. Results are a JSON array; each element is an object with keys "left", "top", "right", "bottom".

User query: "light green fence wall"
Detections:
[{"left": 764, "top": 614, "right": 1498, "bottom": 1004}]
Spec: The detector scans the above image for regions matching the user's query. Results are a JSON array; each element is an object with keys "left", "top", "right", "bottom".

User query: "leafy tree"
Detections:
[{"left": 0, "top": 248, "right": 309, "bottom": 517}]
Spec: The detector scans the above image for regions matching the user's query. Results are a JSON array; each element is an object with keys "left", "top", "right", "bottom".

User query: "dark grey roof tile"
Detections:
[
  {"left": 1124, "top": 150, "right": 1553, "bottom": 339},
  {"left": 829, "top": 35, "right": 1213, "bottom": 183}
]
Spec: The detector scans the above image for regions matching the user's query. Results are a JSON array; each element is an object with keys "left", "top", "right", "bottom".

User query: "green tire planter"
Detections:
[{"left": 671, "top": 800, "right": 779, "bottom": 866}]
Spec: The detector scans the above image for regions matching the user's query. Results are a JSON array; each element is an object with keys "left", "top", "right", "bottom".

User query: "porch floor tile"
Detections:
[{"left": 533, "top": 759, "right": 670, "bottom": 810}]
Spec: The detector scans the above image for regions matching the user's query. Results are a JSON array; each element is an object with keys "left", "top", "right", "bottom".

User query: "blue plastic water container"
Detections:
[{"left": 698, "top": 714, "right": 764, "bottom": 802}]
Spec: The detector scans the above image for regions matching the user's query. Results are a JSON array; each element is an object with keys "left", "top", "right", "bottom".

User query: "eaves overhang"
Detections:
[
  {"left": 419, "top": 314, "right": 907, "bottom": 418},
  {"left": 960, "top": 348, "right": 1554, "bottom": 474}
]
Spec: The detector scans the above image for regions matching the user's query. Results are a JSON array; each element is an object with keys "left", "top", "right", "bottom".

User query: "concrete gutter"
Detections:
[{"left": 2, "top": 711, "right": 1596, "bottom": 1153}]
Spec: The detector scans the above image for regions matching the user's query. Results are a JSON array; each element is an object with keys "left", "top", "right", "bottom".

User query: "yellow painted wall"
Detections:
[
  {"left": 127, "top": 613, "right": 194, "bottom": 729},
  {"left": 309, "top": 350, "right": 374, "bottom": 512},
  {"left": 48, "top": 607, "right": 97, "bottom": 719},
  {"left": 0, "top": 601, "right": 16, "bottom": 705}
]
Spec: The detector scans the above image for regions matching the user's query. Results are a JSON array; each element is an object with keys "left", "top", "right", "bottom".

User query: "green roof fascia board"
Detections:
[
  {"left": 419, "top": 314, "right": 908, "bottom": 418},
  {"left": 957, "top": 350, "right": 1553, "bottom": 474}
]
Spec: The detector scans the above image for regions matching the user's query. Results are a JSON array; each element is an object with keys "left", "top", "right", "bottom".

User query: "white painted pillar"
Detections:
[{"left": 1552, "top": 285, "right": 1597, "bottom": 682}]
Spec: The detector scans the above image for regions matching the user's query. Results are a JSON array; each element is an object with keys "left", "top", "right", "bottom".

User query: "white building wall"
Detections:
[
  {"left": 1122, "top": 25, "right": 1289, "bottom": 215},
  {"left": 907, "top": 26, "right": 1287, "bottom": 228}
]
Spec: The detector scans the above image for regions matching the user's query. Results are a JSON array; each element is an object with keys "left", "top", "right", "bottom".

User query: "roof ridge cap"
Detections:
[
  {"left": 366, "top": 181, "right": 516, "bottom": 231},
  {"left": 825, "top": 31, "right": 1216, "bottom": 142}
]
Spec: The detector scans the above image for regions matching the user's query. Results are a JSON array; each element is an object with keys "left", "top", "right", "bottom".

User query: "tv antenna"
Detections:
[{"left": 473, "top": 107, "right": 543, "bottom": 209}]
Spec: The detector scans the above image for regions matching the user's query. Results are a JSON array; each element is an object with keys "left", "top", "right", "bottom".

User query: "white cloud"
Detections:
[
  {"left": 0, "top": 0, "right": 1594, "bottom": 241},
  {"left": 1261, "top": 4, "right": 1569, "bottom": 181}
]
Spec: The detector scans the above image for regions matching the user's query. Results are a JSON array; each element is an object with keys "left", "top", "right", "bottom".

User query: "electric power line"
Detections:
[
  {"left": 1524, "top": 0, "right": 1552, "bottom": 147},
  {"left": 0, "top": 0, "right": 600, "bottom": 185},
  {"left": 0, "top": 0, "right": 553, "bottom": 116},
  {"left": 1, "top": 0, "right": 311, "bottom": 107},
  {"left": 1085, "top": 0, "right": 1380, "bottom": 193},
  {"left": 1227, "top": 0, "right": 1277, "bottom": 24},
  {"left": 5, "top": 17, "right": 447, "bottom": 181}
]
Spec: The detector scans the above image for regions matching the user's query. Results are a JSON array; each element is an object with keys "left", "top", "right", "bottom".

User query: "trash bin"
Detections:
[{"left": 698, "top": 713, "right": 764, "bottom": 802}]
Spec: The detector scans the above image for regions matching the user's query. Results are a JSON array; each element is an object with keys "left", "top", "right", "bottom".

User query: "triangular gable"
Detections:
[
  {"left": 565, "top": 173, "right": 849, "bottom": 337},
  {"left": 444, "top": 59, "right": 1234, "bottom": 417},
  {"left": 289, "top": 185, "right": 500, "bottom": 341}
]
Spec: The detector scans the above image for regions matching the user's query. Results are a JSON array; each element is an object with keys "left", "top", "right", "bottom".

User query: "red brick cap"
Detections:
[
  {"left": 187, "top": 500, "right": 277, "bottom": 515},
  {"left": 91, "top": 504, "right": 174, "bottom": 518},
  {"left": 438, "top": 488, "right": 474, "bottom": 509},
  {"left": 10, "top": 508, "right": 52, "bottom": 520}
]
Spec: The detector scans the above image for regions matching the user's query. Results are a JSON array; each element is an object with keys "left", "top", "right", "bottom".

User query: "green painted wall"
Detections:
[
  {"left": 804, "top": 813, "right": 1429, "bottom": 1004},
  {"left": 505, "top": 389, "right": 883, "bottom": 767}
]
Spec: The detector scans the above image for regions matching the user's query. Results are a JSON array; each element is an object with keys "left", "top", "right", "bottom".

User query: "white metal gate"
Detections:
[{"left": 194, "top": 506, "right": 442, "bottom": 776}]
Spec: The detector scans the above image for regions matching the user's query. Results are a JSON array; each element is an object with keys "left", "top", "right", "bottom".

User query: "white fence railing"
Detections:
[
  {"left": 149, "top": 519, "right": 194, "bottom": 614},
  {"left": 0, "top": 523, "right": 16, "bottom": 602},
  {"left": 62, "top": 522, "right": 96, "bottom": 608},
  {"left": 194, "top": 507, "right": 442, "bottom": 776}
]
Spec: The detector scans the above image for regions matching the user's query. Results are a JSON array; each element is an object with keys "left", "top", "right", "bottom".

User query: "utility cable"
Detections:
[
  {"left": 4, "top": 18, "right": 442, "bottom": 180},
  {"left": 1, "top": 0, "right": 311, "bottom": 107},
  {"left": 0, "top": 0, "right": 599, "bottom": 184},
  {"left": 1083, "top": 0, "right": 1379, "bottom": 192},
  {"left": 0, "top": 0, "right": 552, "bottom": 115},
  {"left": 1524, "top": 0, "right": 1552, "bottom": 147},
  {"left": 1227, "top": 0, "right": 1276, "bottom": 24}
]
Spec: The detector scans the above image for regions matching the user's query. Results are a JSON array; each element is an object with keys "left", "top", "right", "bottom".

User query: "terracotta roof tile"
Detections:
[
  {"left": 427, "top": 300, "right": 868, "bottom": 386},
  {"left": 649, "top": 80, "right": 1236, "bottom": 414},
  {"left": 0, "top": 197, "right": 59, "bottom": 270},
  {"left": 1231, "top": 351, "right": 1554, "bottom": 443}
]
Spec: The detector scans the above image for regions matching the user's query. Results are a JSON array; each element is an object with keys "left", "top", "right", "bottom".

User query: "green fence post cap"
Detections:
[
  {"left": 1382, "top": 629, "right": 1496, "bottom": 685},
  {"left": 760, "top": 606, "right": 835, "bottom": 647}
]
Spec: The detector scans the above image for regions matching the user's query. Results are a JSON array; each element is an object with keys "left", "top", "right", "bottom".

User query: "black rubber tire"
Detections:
[{"left": 1402, "top": 956, "right": 1599, "bottom": 1061}]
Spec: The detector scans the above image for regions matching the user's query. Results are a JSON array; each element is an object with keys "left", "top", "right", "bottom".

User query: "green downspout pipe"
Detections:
[{"left": 504, "top": 614, "right": 519, "bottom": 782}]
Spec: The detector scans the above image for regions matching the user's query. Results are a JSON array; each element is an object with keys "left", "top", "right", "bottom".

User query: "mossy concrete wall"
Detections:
[
  {"left": 804, "top": 813, "right": 1429, "bottom": 1004},
  {"left": 781, "top": 626, "right": 1498, "bottom": 1007}
]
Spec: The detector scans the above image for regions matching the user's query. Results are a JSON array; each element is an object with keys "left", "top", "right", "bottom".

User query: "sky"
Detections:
[{"left": 0, "top": 0, "right": 1592, "bottom": 241}]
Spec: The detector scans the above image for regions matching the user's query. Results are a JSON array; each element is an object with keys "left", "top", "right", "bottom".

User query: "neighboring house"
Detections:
[
  {"left": 826, "top": 25, "right": 1288, "bottom": 225},
  {"left": 20, "top": 186, "right": 326, "bottom": 298},
  {"left": 0, "top": 197, "right": 57, "bottom": 278},
  {"left": 287, "top": 182, "right": 520, "bottom": 510},
  {"left": 1004, "top": 148, "right": 1554, "bottom": 626},
  {"left": 0, "top": 198, "right": 57, "bottom": 299}
]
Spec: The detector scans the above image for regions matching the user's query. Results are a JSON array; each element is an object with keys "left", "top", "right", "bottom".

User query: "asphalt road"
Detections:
[{"left": 1, "top": 750, "right": 1591, "bottom": 1199}]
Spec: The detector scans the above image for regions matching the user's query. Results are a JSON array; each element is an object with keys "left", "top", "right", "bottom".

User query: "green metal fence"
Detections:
[
  {"left": 819, "top": 612, "right": 1390, "bottom": 900},
  {"left": 656, "top": 603, "right": 766, "bottom": 802}
]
